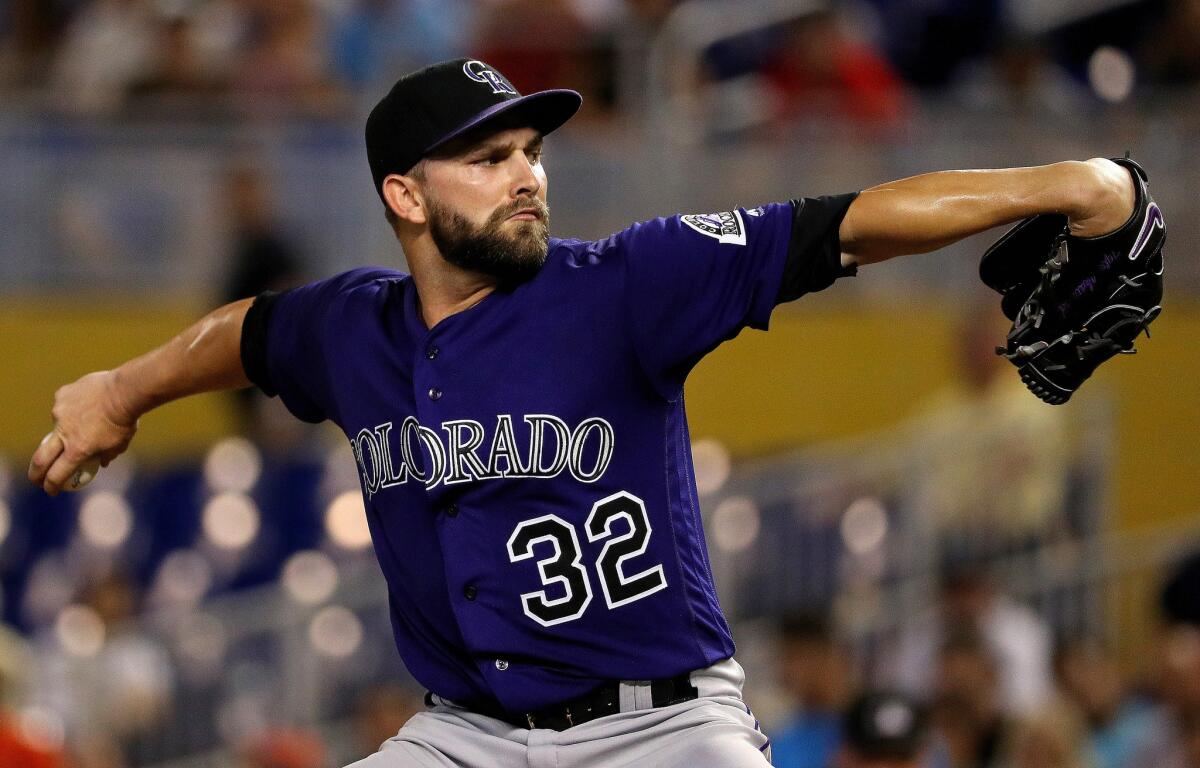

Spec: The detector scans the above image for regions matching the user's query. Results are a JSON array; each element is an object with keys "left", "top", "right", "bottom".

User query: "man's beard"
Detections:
[{"left": 427, "top": 195, "right": 551, "bottom": 286}]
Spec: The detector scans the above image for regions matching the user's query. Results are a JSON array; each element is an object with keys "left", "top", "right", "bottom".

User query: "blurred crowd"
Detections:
[
  {"left": 1, "top": 548, "right": 1198, "bottom": 767},
  {"left": 0, "top": 0, "right": 1198, "bottom": 125},
  {"left": 770, "top": 551, "right": 1200, "bottom": 768}
]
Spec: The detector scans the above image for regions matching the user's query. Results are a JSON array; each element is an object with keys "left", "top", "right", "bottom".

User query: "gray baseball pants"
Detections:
[{"left": 347, "top": 658, "right": 772, "bottom": 767}]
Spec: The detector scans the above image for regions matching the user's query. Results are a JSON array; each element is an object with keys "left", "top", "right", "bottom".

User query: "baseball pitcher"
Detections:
[{"left": 29, "top": 59, "right": 1163, "bottom": 767}]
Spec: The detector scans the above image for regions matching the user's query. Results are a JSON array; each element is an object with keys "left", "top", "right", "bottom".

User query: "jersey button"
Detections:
[
  {"left": 428, "top": 387, "right": 442, "bottom": 401},
  {"left": 464, "top": 585, "right": 477, "bottom": 601},
  {"left": 444, "top": 504, "right": 459, "bottom": 518},
  {"left": 426, "top": 346, "right": 439, "bottom": 360}
]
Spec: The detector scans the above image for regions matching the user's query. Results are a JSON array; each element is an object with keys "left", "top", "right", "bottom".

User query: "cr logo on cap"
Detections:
[{"left": 463, "top": 60, "right": 518, "bottom": 96}]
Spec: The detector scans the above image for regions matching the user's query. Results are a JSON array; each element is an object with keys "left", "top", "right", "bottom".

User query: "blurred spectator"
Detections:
[
  {"left": 126, "top": 11, "right": 224, "bottom": 106},
  {"left": 220, "top": 164, "right": 306, "bottom": 304},
  {"left": 1181, "top": 705, "right": 1200, "bottom": 768},
  {"left": 1143, "top": 0, "right": 1200, "bottom": 85},
  {"left": 0, "top": 0, "right": 72, "bottom": 91},
  {"left": 623, "top": 0, "right": 680, "bottom": 27},
  {"left": 1130, "top": 625, "right": 1200, "bottom": 768},
  {"left": 835, "top": 690, "right": 929, "bottom": 768},
  {"left": 0, "top": 624, "right": 65, "bottom": 768},
  {"left": 928, "top": 632, "right": 1013, "bottom": 768},
  {"left": 1055, "top": 639, "right": 1160, "bottom": 768},
  {"left": 50, "top": 0, "right": 160, "bottom": 114},
  {"left": 81, "top": 572, "right": 174, "bottom": 739},
  {"left": 770, "top": 612, "right": 858, "bottom": 768},
  {"left": 352, "top": 681, "right": 423, "bottom": 757},
  {"left": 242, "top": 726, "right": 325, "bottom": 768},
  {"left": 329, "top": 0, "right": 471, "bottom": 91},
  {"left": 760, "top": 10, "right": 909, "bottom": 127},
  {"left": 1162, "top": 550, "right": 1200, "bottom": 626},
  {"left": 33, "top": 570, "right": 173, "bottom": 766},
  {"left": 1003, "top": 700, "right": 1091, "bottom": 768},
  {"left": 0, "top": 622, "right": 31, "bottom": 707},
  {"left": 905, "top": 306, "right": 1071, "bottom": 546},
  {"left": 0, "top": 714, "right": 66, "bottom": 768},
  {"left": 889, "top": 564, "right": 1052, "bottom": 719},
  {"left": 473, "top": 0, "right": 620, "bottom": 119},
  {"left": 228, "top": 0, "right": 344, "bottom": 115},
  {"left": 217, "top": 163, "right": 309, "bottom": 447},
  {"left": 863, "top": 0, "right": 1002, "bottom": 90}
]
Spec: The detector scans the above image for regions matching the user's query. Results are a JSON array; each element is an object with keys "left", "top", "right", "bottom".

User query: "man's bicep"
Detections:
[
  {"left": 240, "top": 284, "right": 332, "bottom": 423},
  {"left": 618, "top": 202, "right": 796, "bottom": 396},
  {"left": 777, "top": 193, "right": 860, "bottom": 303},
  {"left": 240, "top": 291, "right": 280, "bottom": 396},
  {"left": 240, "top": 267, "right": 399, "bottom": 423}
]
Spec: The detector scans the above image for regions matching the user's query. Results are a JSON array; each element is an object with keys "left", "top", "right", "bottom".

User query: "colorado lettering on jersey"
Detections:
[{"left": 351, "top": 414, "right": 615, "bottom": 496}]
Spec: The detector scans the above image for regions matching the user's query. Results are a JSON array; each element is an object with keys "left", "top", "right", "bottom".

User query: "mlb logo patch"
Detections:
[
  {"left": 463, "top": 60, "right": 518, "bottom": 96},
  {"left": 681, "top": 210, "right": 747, "bottom": 246}
]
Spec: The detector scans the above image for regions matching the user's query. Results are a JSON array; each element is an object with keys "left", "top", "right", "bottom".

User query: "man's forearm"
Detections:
[
  {"left": 839, "top": 159, "right": 1136, "bottom": 266},
  {"left": 112, "top": 298, "right": 255, "bottom": 419}
]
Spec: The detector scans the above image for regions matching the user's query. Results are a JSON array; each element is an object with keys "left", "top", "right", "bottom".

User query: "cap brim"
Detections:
[{"left": 425, "top": 89, "right": 582, "bottom": 155}]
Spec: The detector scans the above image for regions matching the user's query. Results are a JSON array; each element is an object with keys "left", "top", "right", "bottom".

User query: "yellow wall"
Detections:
[{"left": 4, "top": 296, "right": 1197, "bottom": 531}]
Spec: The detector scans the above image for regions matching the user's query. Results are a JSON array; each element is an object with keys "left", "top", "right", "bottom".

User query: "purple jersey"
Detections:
[{"left": 244, "top": 197, "right": 855, "bottom": 715}]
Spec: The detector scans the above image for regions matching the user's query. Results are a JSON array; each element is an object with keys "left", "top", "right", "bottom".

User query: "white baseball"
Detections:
[
  {"left": 40, "top": 432, "right": 102, "bottom": 492},
  {"left": 67, "top": 457, "right": 101, "bottom": 492}
]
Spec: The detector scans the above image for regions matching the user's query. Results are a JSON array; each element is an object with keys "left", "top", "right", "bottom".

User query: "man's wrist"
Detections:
[
  {"left": 1069, "top": 158, "right": 1137, "bottom": 238},
  {"left": 108, "top": 364, "right": 149, "bottom": 425}
]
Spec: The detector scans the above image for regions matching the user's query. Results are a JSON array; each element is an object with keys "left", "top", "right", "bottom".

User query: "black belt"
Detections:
[{"left": 427, "top": 673, "right": 699, "bottom": 731}]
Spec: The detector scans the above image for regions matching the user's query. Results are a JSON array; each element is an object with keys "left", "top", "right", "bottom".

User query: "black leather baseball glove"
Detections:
[{"left": 980, "top": 156, "right": 1165, "bottom": 404}]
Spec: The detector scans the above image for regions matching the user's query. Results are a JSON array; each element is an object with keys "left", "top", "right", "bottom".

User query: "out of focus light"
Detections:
[
  {"left": 155, "top": 549, "right": 213, "bottom": 605},
  {"left": 203, "top": 437, "right": 262, "bottom": 494},
  {"left": 1088, "top": 46, "right": 1135, "bottom": 103},
  {"left": 55, "top": 604, "right": 106, "bottom": 657},
  {"left": 308, "top": 605, "right": 363, "bottom": 658},
  {"left": 282, "top": 550, "right": 338, "bottom": 604},
  {"left": 711, "top": 497, "right": 761, "bottom": 553},
  {"left": 202, "top": 493, "right": 260, "bottom": 550},
  {"left": 0, "top": 500, "right": 10, "bottom": 546},
  {"left": 325, "top": 491, "right": 371, "bottom": 550},
  {"left": 79, "top": 492, "right": 132, "bottom": 549},
  {"left": 841, "top": 497, "right": 888, "bottom": 555},
  {"left": 692, "top": 439, "right": 732, "bottom": 495},
  {"left": 18, "top": 707, "right": 65, "bottom": 753}
]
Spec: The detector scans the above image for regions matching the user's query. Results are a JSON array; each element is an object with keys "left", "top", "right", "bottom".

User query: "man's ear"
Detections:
[{"left": 382, "top": 174, "right": 426, "bottom": 226}]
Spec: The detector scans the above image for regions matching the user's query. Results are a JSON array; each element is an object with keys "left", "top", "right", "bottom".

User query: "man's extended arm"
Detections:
[
  {"left": 28, "top": 297, "right": 255, "bottom": 496},
  {"left": 839, "top": 158, "right": 1137, "bottom": 267}
]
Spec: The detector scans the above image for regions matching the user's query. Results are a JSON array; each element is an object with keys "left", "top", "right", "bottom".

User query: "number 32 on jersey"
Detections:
[{"left": 505, "top": 491, "right": 667, "bottom": 627}]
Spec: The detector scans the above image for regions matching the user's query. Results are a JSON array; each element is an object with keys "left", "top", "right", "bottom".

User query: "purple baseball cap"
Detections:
[{"left": 365, "top": 58, "right": 582, "bottom": 204}]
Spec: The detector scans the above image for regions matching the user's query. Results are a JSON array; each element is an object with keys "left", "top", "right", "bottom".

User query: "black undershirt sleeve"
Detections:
[
  {"left": 777, "top": 192, "right": 860, "bottom": 303},
  {"left": 240, "top": 290, "right": 281, "bottom": 397}
]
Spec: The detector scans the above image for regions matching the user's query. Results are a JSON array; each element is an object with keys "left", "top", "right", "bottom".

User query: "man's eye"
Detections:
[{"left": 528, "top": 150, "right": 543, "bottom": 164}]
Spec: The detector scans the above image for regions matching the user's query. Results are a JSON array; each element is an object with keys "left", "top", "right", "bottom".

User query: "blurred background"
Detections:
[{"left": 1, "top": 0, "right": 1199, "bottom": 766}]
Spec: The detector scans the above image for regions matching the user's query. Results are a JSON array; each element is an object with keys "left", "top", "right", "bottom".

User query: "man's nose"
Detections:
[{"left": 508, "top": 153, "right": 541, "bottom": 198}]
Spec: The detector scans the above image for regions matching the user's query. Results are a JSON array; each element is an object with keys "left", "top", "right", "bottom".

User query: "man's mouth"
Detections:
[{"left": 507, "top": 208, "right": 542, "bottom": 222}]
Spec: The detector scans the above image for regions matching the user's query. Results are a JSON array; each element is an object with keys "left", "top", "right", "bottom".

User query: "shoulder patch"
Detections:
[{"left": 680, "top": 210, "right": 746, "bottom": 246}]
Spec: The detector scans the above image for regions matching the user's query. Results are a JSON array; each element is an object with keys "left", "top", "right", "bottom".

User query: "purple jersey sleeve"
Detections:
[
  {"left": 613, "top": 202, "right": 795, "bottom": 397},
  {"left": 259, "top": 266, "right": 403, "bottom": 424}
]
